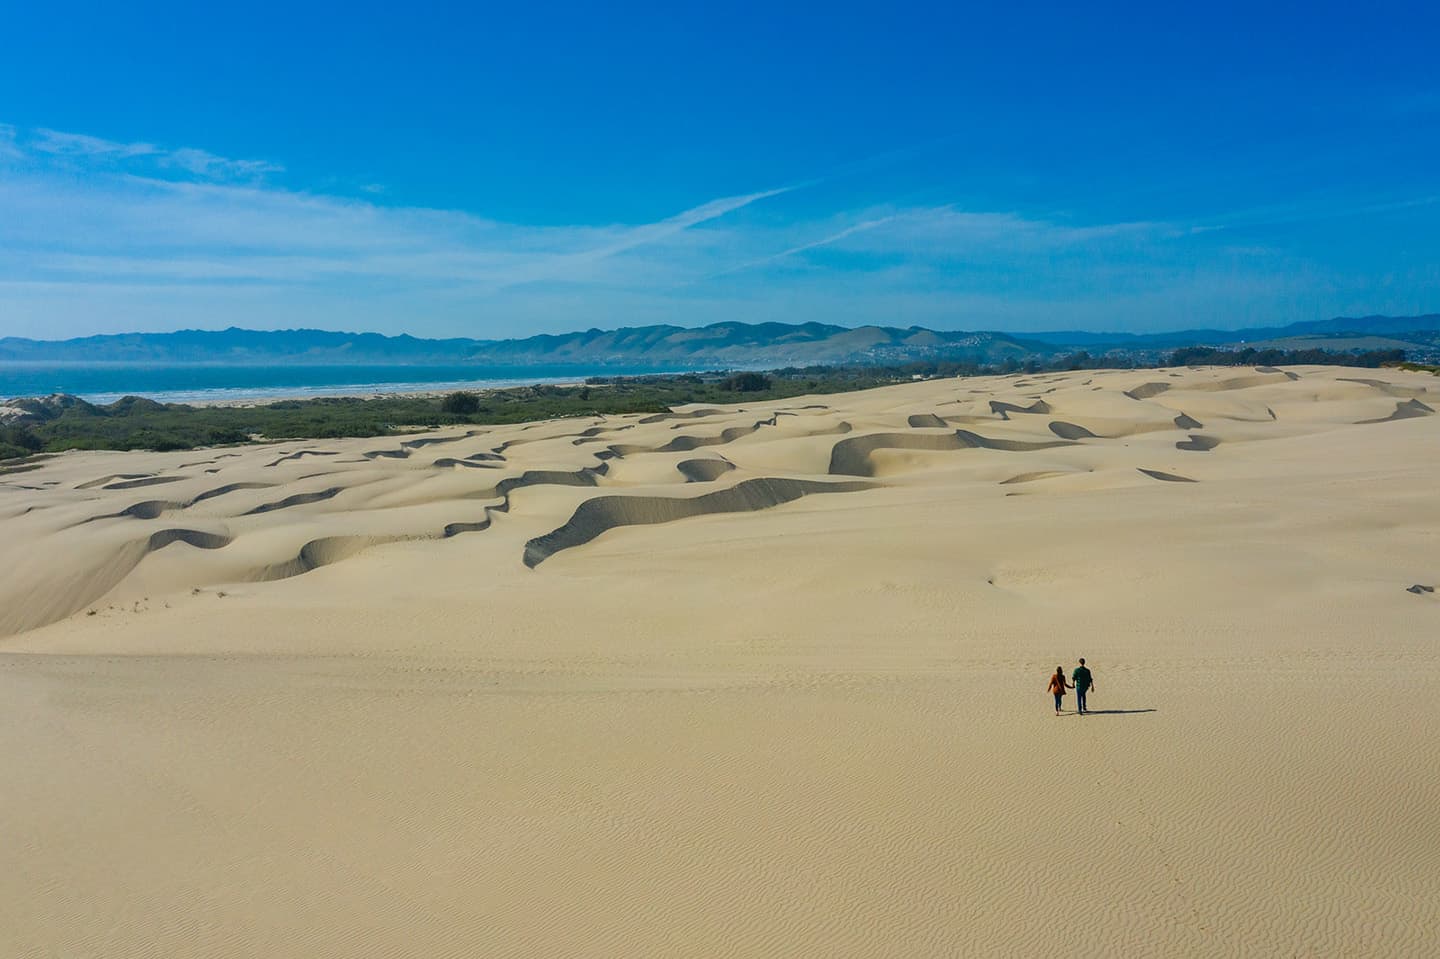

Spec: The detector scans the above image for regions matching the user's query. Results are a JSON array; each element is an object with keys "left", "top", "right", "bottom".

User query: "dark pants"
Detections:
[
  {"left": 1076, "top": 686, "right": 1089, "bottom": 713},
  {"left": 1053, "top": 693, "right": 1063, "bottom": 712}
]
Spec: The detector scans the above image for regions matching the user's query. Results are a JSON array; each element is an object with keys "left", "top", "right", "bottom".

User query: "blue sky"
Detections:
[{"left": 1, "top": 0, "right": 1437, "bottom": 340}]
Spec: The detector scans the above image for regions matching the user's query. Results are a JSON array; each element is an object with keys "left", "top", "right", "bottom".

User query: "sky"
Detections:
[{"left": 1, "top": 0, "right": 1437, "bottom": 341}]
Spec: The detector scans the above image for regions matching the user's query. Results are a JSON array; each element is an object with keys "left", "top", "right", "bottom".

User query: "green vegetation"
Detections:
[
  {"left": 719, "top": 371, "right": 773, "bottom": 392},
  {"left": 0, "top": 346, "right": 1420, "bottom": 460},
  {"left": 1166, "top": 346, "right": 1404, "bottom": 367},
  {"left": 440, "top": 391, "right": 482, "bottom": 414},
  {"left": 0, "top": 424, "right": 45, "bottom": 460},
  {"left": 1, "top": 371, "right": 897, "bottom": 458}
]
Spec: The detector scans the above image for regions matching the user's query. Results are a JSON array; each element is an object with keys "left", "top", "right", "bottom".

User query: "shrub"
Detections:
[
  {"left": 123, "top": 430, "right": 193, "bottom": 452},
  {"left": 440, "top": 391, "right": 481, "bottom": 415},
  {"left": 0, "top": 425, "right": 43, "bottom": 455},
  {"left": 720, "top": 372, "right": 772, "bottom": 392},
  {"left": 206, "top": 428, "right": 250, "bottom": 445}
]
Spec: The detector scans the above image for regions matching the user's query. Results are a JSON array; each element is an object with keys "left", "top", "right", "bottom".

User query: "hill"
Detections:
[
  {"left": 0, "top": 322, "right": 1039, "bottom": 368},
  {"left": 1030, "top": 314, "right": 1440, "bottom": 349},
  {"left": 2, "top": 315, "right": 1438, "bottom": 368}
]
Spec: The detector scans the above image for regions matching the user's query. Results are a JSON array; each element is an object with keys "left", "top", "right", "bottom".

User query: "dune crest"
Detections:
[
  {"left": 522, "top": 477, "right": 875, "bottom": 568},
  {"left": 7, "top": 365, "right": 1437, "bottom": 637}
]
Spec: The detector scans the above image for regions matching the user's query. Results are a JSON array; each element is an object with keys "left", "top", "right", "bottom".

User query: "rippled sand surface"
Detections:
[{"left": 3, "top": 365, "right": 1438, "bottom": 957}]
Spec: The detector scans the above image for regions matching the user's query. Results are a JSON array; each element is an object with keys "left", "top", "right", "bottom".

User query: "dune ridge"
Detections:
[
  {"left": 522, "top": 477, "right": 875, "bottom": 568},
  {"left": 1359, "top": 398, "right": 1435, "bottom": 423},
  {"left": 12, "top": 365, "right": 1432, "bottom": 633},
  {"left": 1175, "top": 434, "right": 1220, "bottom": 451},
  {"left": 827, "top": 429, "right": 1075, "bottom": 476}
]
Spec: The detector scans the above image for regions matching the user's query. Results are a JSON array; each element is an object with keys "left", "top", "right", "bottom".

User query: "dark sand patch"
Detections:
[
  {"left": 1337, "top": 377, "right": 1429, "bottom": 398},
  {"left": 999, "top": 471, "right": 1072, "bottom": 485},
  {"left": 265, "top": 449, "right": 340, "bottom": 468},
  {"left": 1049, "top": 421, "right": 1098, "bottom": 440},
  {"left": 523, "top": 477, "right": 875, "bottom": 568},
  {"left": 102, "top": 476, "right": 186, "bottom": 491},
  {"left": 76, "top": 473, "right": 151, "bottom": 490},
  {"left": 989, "top": 399, "right": 1051, "bottom": 419},
  {"left": 1137, "top": 468, "right": 1197, "bottom": 483},
  {"left": 1359, "top": 399, "right": 1435, "bottom": 424},
  {"left": 828, "top": 430, "right": 1074, "bottom": 477},
  {"left": 244, "top": 487, "right": 345, "bottom": 516},
  {"left": 432, "top": 458, "right": 502, "bottom": 469},
  {"left": 1176, "top": 434, "right": 1220, "bottom": 452},
  {"left": 677, "top": 459, "right": 735, "bottom": 483},
  {"left": 638, "top": 408, "right": 726, "bottom": 425}
]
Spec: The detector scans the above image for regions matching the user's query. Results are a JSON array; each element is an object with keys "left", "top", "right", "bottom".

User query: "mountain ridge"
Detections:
[
  {"left": 2, "top": 315, "right": 1437, "bottom": 367},
  {"left": 0, "top": 322, "right": 1043, "bottom": 367},
  {"left": 1030, "top": 314, "right": 1440, "bottom": 348}
]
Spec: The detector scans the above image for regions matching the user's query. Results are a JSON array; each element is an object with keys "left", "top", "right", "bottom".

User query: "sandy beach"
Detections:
[{"left": 2, "top": 364, "right": 1438, "bottom": 957}]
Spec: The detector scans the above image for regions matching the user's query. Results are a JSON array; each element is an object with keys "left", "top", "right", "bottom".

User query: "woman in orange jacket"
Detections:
[{"left": 1047, "top": 666, "right": 1073, "bottom": 716}]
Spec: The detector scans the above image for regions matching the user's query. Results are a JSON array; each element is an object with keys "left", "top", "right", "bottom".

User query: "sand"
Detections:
[{"left": 2, "top": 364, "right": 1438, "bottom": 957}]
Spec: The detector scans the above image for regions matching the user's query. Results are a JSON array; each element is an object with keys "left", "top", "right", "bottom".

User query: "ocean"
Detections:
[{"left": 0, "top": 363, "right": 681, "bottom": 406}]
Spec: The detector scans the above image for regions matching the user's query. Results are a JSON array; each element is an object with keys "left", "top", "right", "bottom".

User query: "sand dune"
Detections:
[
  {"left": 989, "top": 398, "right": 1051, "bottom": 417},
  {"left": 3, "top": 364, "right": 1440, "bottom": 958},
  {"left": 74, "top": 472, "right": 153, "bottom": 489},
  {"left": 1359, "top": 397, "right": 1435, "bottom": 423},
  {"left": 1175, "top": 433, "right": 1221, "bottom": 451},
  {"left": 1048, "top": 420, "right": 1098, "bottom": 439},
  {"left": 1125, "top": 381, "right": 1171, "bottom": 399},
  {"left": 1136, "top": 466, "right": 1198, "bottom": 482},
  {"left": 523, "top": 476, "right": 875, "bottom": 568},
  {"left": 676, "top": 457, "right": 735, "bottom": 483},
  {"left": 639, "top": 407, "right": 726, "bottom": 423},
  {"left": 998, "top": 469, "right": 1077, "bottom": 485}
]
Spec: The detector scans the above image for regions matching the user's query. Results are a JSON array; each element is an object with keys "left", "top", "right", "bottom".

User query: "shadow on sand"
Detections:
[{"left": 1070, "top": 708, "right": 1156, "bottom": 716}]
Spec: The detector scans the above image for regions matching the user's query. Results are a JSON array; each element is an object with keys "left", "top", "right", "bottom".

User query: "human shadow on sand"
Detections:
[{"left": 1069, "top": 708, "right": 1157, "bottom": 716}]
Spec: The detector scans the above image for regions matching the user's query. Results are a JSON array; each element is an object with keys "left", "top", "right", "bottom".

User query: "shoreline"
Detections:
[
  {"left": 6, "top": 375, "right": 603, "bottom": 408},
  {"left": 0, "top": 363, "right": 701, "bottom": 408},
  {"left": 181, "top": 378, "right": 596, "bottom": 408}
]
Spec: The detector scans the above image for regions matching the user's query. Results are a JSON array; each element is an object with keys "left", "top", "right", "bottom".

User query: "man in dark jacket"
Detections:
[{"left": 1073, "top": 658, "right": 1094, "bottom": 714}]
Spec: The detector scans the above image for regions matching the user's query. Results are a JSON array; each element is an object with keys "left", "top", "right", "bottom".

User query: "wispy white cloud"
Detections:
[
  {"left": 0, "top": 123, "right": 22, "bottom": 161},
  {"left": 702, "top": 213, "right": 904, "bottom": 280},
  {"left": 1194, "top": 193, "right": 1440, "bottom": 234},
  {"left": 2, "top": 122, "right": 1432, "bottom": 339},
  {"left": 580, "top": 186, "right": 792, "bottom": 260},
  {"left": 162, "top": 147, "right": 284, "bottom": 180},
  {"left": 32, "top": 128, "right": 158, "bottom": 159},
  {"left": 0, "top": 129, "right": 794, "bottom": 313},
  {"left": 849, "top": 208, "right": 1167, "bottom": 250},
  {"left": 19, "top": 126, "right": 283, "bottom": 181},
  {"left": 693, "top": 206, "right": 1171, "bottom": 287}
]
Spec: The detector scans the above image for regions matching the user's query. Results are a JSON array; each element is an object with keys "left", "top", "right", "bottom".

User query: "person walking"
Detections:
[
  {"left": 1072, "top": 658, "right": 1094, "bottom": 715},
  {"left": 1047, "top": 666, "right": 1072, "bottom": 716}
]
